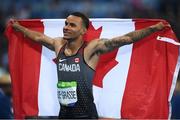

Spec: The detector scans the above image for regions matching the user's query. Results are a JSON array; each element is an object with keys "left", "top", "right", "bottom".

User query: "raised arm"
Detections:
[
  {"left": 12, "top": 20, "right": 55, "bottom": 51},
  {"left": 90, "top": 22, "right": 168, "bottom": 55}
]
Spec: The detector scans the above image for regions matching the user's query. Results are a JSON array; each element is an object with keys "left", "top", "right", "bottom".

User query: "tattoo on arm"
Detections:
[
  {"left": 103, "top": 36, "right": 131, "bottom": 52},
  {"left": 125, "top": 26, "right": 158, "bottom": 43},
  {"left": 104, "top": 39, "right": 120, "bottom": 51},
  {"left": 95, "top": 38, "right": 121, "bottom": 54},
  {"left": 96, "top": 26, "right": 159, "bottom": 55}
]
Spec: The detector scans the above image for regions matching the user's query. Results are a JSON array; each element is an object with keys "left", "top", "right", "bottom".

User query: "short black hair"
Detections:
[{"left": 69, "top": 12, "right": 89, "bottom": 29}]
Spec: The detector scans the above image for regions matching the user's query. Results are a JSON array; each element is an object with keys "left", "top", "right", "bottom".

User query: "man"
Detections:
[{"left": 12, "top": 12, "right": 168, "bottom": 119}]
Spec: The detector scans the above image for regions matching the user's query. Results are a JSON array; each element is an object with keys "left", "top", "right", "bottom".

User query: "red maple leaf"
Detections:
[
  {"left": 83, "top": 21, "right": 119, "bottom": 88},
  {"left": 93, "top": 50, "right": 118, "bottom": 88},
  {"left": 83, "top": 21, "right": 102, "bottom": 42}
]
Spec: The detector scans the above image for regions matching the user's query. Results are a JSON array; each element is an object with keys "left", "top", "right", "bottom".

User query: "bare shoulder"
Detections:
[
  {"left": 54, "top": 37, "right": 67, "bottom": 44},
  {"left": 85, "top": 38, "right": 108, "bottom": 55},
  {"left": 84, "top": 39, "right": 103, "bottom": 70},
  {"left": 54, "top": 37, "right": 67, "bottom": 56},
  {"left": 84, "top": 39, "right": 100, "bottom": 61},
  {"left": 85, "top": 39, "right": 100, "bottom": 51}
]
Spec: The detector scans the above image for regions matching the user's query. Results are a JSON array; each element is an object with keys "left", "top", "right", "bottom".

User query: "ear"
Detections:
[{"left": 81, "top": 27, "right": 87, "bottom": 35}]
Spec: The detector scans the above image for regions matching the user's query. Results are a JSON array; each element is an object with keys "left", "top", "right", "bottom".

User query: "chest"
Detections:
[{"left": 57, "top": 54, "right": 83, "bottom": 73}]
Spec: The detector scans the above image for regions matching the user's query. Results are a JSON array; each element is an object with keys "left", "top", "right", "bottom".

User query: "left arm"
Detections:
[
  {"left": 84, "top": 22, "right": 168, "bottom": 69},
  {"left": 89, "top": 22, "right": 167, "bottom": 55}
]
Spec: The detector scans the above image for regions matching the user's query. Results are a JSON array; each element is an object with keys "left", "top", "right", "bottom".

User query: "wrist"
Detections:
[
  {"left": 13, "top": 23, "right": 22, "bottom": 31},
  {"left": 149, "top": 26, "right": 158, "bottom": 33}
]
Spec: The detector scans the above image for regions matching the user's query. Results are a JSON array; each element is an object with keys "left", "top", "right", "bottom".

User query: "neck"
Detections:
[{"left": 65, "top": 37, "right": 84, "bottom": 56}]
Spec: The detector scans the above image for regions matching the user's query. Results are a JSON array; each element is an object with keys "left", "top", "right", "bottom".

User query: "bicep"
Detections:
[
  {"left": 85, "top": 36, "right": 131, "bottom": 59},
  {"left": 38, "top": 35, "right": 55, "bottom": 51},
  {"left": 95, "top": 36, "right": 132, "bottom": 54}
]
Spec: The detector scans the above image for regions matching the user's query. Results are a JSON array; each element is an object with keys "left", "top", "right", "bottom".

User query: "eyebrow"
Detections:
[{"left": 65, "top": 21, "right": 77, "bottom": 26}]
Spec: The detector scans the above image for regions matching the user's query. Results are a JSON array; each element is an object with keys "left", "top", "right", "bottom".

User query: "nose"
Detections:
[
  {"left": 64, "top": 24, "right": 71, "bottom": 31},
  {"left": 63, "top": 25, "right": 68, "bottom": 31}
]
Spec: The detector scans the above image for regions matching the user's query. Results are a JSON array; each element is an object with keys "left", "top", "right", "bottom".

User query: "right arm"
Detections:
[{"left": 12, "top": 21, "right": 55, "bottom": 51}]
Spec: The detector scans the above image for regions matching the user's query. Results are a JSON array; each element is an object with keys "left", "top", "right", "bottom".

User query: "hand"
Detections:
[
  {"left": 11, "top": 19, "right": 21, "bottom": 31},
  {"left": 153, "top": 22, "right": 171, "bottom": 31}
]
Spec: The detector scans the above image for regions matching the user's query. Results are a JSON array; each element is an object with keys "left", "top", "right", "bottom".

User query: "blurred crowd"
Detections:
[{"left": 0, "top": 0, "right": 180, "bottom": 119}]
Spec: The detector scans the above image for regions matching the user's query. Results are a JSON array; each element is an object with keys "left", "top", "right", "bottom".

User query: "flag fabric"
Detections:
[{"left": 5, "top": 18, "right": 180, "bottom": 119}]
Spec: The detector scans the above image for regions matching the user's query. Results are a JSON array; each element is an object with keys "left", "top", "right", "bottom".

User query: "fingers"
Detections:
[
  {"left": 165, "top": 23, "right": 171, "bottom": 29},
  {"left": 153, "top": 22, "right": 164, "bottom": 31},
  {"left": 9, "top": 19, "right": 19, "bottom": 26},
  {"left": 155, "top": 22, "right": 171, "bottom": 31},
  {"left": 160, "top": 21, "right": 171, "bottom": 29},
  {"left": 9, "top": 19, "right": 16, "bottom": 24},
  {"left": 10, "top": 19, "right": 21, "bottom": 32}
]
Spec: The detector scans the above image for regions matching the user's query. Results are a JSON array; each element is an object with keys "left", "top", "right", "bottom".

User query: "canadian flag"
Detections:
[{"left": 5, "top": 18, "right": 180, "bottom": 119}]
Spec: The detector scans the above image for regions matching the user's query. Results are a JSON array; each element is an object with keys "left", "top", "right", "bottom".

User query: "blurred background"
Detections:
[
  {"left": 0, "top": 0, "right": 180, "bottom": 118},
  {"left": 1, "top": 0, "right": 180, "bottom": 74}
]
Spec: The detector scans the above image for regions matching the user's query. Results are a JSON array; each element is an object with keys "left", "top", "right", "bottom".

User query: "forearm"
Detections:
[
  {"left": 12, "top": 21, "right": 56, "bottom": 51},
  {"left": 13, "top": 24, "right": 43, "bottom": 42},
  {"left": 125, "top": 25, "right": 160, "bottom": 43},
  {"left": 96, "top": 26, "right": 158, "bottom": 54},
  {"left": 95, "top": 22, "right": 166, "bottom": 55}
]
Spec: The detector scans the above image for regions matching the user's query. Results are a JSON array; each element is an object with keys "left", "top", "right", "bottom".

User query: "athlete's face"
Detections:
[{"left": 63, "top": 15, "right": 86, "bottom": 41}]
